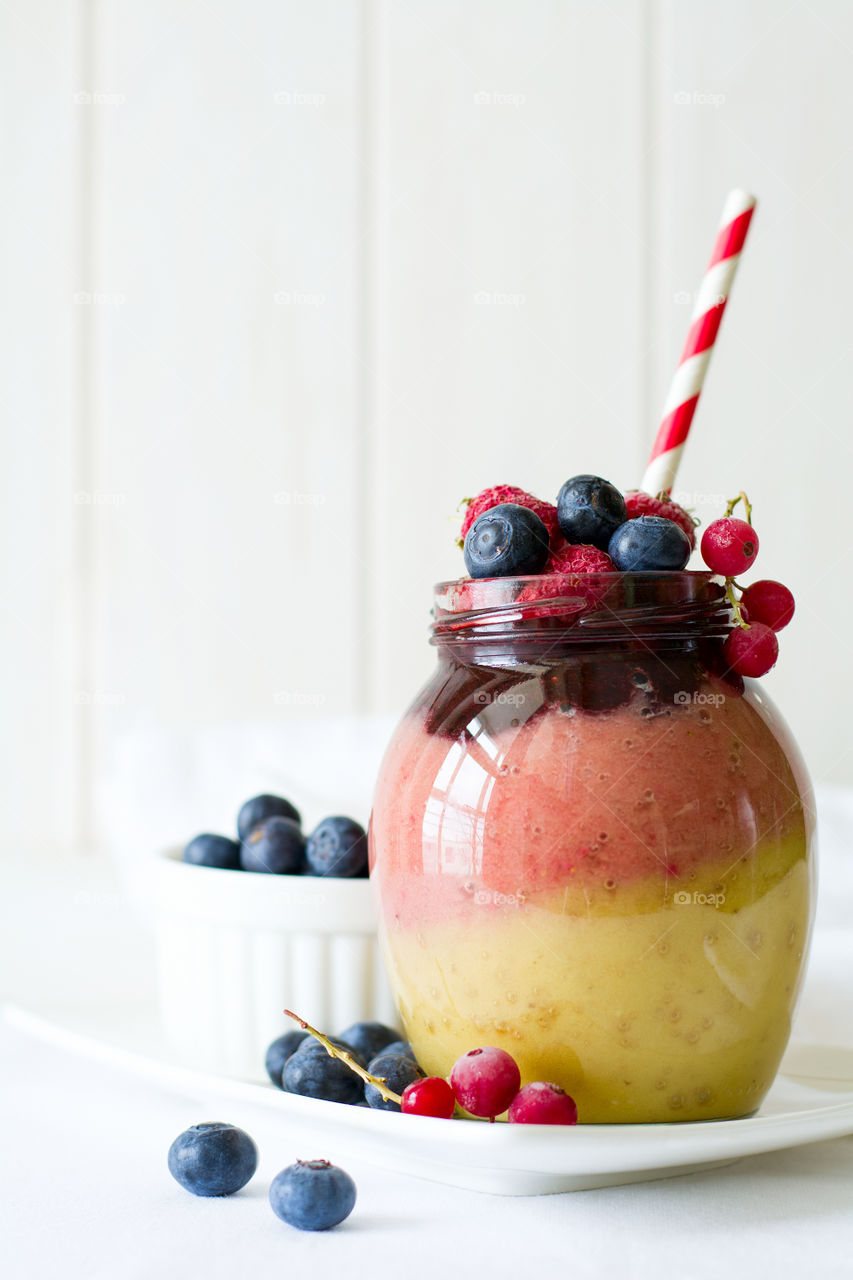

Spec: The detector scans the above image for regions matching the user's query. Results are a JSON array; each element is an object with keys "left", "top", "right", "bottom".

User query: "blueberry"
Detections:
[
  {"left": 283, "top": 1037, "right": 367, "bottom": 1105},
  {"left": 240, "top": 816, "right": 305, "bottom": 874},
  {"left": 265, "top": 1030, "right": 309, "bottom": 1088},
  {"left": 383, "top": 1039, "right": 417, "bottom": 1064},
  {"left": 305, "top": 816, "right": 368, "bottom": 878},
  {"left": 608, "top": 515, "right": 691, "bottom": 571},
  {"left": 182, "top": 833, "right": 241, "bottom": 870},
  {"left": 167, "top": 1122, "right": 257, "bottom": 1197},
  {"left": 337, "top": 1021, "right": 400, "bottom": 1063},
  {"left": 237, "top": 793, "right": 301, "bottom": 840},
  {"left": 269, "top": 1159, "right": 356, "bottom": 1231},
  {"left": 365, "top": 1052, "right": 425, "bottom": 1111},
  {"left": 556, "top": 475, "right": 627, "bottom": 550},
  {"left": 463, "top": 503, "right": 550, "bottom": 579}
]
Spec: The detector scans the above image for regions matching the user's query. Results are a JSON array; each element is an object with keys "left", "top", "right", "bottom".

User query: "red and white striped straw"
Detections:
[{"left": 641, "top": 188, "right": 757, "bottom": 497}]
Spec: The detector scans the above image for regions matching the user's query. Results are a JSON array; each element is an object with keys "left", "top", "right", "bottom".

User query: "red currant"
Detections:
[
  {"left": 508, "top": 1082, "right": 578, "bottom": 1125},
  {"left": 701, "top": 518, "right": 759, "bottom": 576},
  {"left": 724, "top": 621, "right": 779, "bottom": 677},
  {"left": 739, "top": 580, "right": 794, "bottom": 632},
  {"left": 449, "top": 1047, "right": 521, "bottom": 1120},
  {"left": 400, "top": 1076, "right": 456, "bottom": 1119}
]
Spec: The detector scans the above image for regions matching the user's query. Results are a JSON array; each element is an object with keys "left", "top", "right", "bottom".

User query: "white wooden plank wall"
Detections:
[{"left": 3, "top": 0, "right": 853, "bottom": 849}]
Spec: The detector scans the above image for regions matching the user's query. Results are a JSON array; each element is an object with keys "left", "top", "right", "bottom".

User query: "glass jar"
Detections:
[{"left": 369, "top": 572, "right": 815, "bottom": 1123}]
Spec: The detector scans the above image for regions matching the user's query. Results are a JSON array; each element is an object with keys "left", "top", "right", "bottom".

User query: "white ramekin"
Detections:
[{"left": 154, "top": 848, "right": 397, "bottom": 1082}]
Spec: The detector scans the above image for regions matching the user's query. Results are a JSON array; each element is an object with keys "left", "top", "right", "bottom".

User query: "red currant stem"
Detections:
[
  {"left": 283, "top": 1009, "right": 402, "bottom": 1105},
  {"left": 724, "top": 491, "right": 753, "bottom": 524},
  {"left": 725, "top": 579, "right": 750, "bottom": 629}
]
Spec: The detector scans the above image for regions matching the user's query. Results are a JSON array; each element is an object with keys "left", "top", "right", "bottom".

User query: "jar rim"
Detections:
[{"left": 431, "top": 570, "right": 733, "bottom": 646}]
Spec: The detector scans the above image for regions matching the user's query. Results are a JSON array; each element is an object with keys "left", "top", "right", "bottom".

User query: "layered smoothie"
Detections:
[{"left": 370, "top": 581, "right": 814, "bottom": 1123}]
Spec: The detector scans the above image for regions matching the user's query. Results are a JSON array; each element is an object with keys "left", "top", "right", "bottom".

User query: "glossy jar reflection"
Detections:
[{"left": 369, "top": 573, "right": 815, "bottom": 1123}]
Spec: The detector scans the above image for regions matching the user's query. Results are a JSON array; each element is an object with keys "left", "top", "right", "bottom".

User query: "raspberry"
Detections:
[
  {"left": 723, "top": 621, "right": 779, "bottom": 677},
  {"left": 739, "top": 580, "right": 795, "bottom": 632},
  {"left": 625, "top": 490, "right": 696, "bottom": 550},
  {"left": 701, "top": 518, "right": 759, "bottom": 576},
  {"left": 545, "top": 541, "right": 615, "bottom": 573},
  {"left": 401, "top": 1076, "right": 456, "bottom": 1119},
  {"left": 449, "top": 1047, "right": 521, "bottom": 1120},
  {"left": 507, "top": 1082, "right": 578, "bottom": 1126},
  {"left": 460, "top": 486, "right": 559, "bottom": 548},
  {"left": 516, "top": 541, "right": 614, "bottom": 608}
]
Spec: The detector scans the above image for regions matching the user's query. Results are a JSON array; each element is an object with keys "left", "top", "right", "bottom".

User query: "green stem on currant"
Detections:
[
  {"left": 725, "top": 578, "right": 750, "bottom": 629},
  {"left": 283, "top": 1009, "right": 403, "bottom": 1105},
  {"left": 724, "top": 491, "right": 753, "bottom": 524}
]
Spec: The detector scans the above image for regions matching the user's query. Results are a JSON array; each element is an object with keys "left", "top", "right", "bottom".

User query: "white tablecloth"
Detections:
[{"left": 3, "top": 786, "right": 853, "bottom": 1279}]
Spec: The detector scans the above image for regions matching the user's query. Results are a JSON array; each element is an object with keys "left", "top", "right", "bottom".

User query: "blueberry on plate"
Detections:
[
  {"left": 269, "top": 1159, "right": 356, "bottom": 1231},
  {"left": 240, "top": 816, "right": 305, "bottom": 874},
  {"left": 282, "top": 1038, "right": 367, "bottom": 1105},
  {"left": 382, "top": 1039, "right": 417, "bottom": 1064},
  {"left": 463, "top": 503, "right": 550, "bottom": 580},
  {"left": 167, "top": 1123, "right": 257, "bottom": 1197},
  {"left": 304, "top": 816, "right": 367, "bottom": 878},
  {"left": 265, "top": 1030, "right": 309, "bottom": 1089},
  {"left": 365, "top": 1052, "right": 425, "bottom": 1111},
  {"left": 556, "top": 475, "right": 627, "bottom": 551},
  {"left": 237, "top": 793, "right": 301, "bottom": 840},
  {"left": 337, "top": 1021, "right": 400, "bottom": 1063},
  {"left": 182, "top": 833, "right": 241, "bottom": 870},
  {"left": 608, "top": 515, "right": 691, "bottom": 572}
]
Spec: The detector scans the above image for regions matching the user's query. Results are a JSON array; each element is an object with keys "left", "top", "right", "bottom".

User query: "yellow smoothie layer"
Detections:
[{"left": 381, "top": 834, "right": 811, "bottom": 1122}]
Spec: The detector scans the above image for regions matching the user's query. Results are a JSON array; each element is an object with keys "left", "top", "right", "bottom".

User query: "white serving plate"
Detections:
[{"left": 6, "top": 1002, "right": 853, "bottom": 1196}]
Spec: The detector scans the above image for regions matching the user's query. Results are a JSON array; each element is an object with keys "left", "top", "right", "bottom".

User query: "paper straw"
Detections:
[{"left": 641, "top": 189, "right": 757, "bottom": 497}]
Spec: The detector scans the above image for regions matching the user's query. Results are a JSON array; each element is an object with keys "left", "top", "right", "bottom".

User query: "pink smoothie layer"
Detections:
[{"left": 370, "top": 691, "right": 806, "bottom": 929}]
